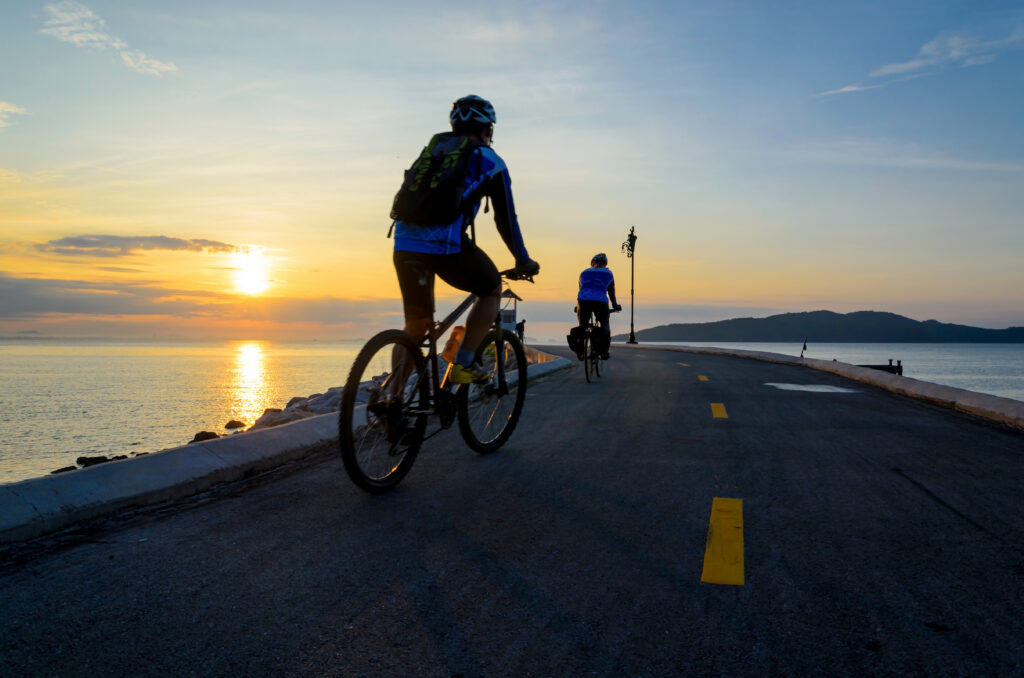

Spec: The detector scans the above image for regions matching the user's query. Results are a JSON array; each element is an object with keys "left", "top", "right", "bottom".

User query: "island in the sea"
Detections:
[{"left": 612, "top": 310, "right": 1024, "bottom": 343}]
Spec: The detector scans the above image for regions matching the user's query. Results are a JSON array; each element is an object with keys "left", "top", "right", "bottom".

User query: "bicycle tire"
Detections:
[
  {"left": 339, "top": 329, "right": 428, "bottom": 493},
  {"left": 457, "top": 329, "right": 527, "bottom": 453},
  {"left": 582, "top": 331, "right": 593, "bottom": 383}
]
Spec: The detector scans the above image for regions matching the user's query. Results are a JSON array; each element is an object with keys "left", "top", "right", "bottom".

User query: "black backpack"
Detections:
[{"left": 390, "top": 132, "right": 481, "bottom": 227}]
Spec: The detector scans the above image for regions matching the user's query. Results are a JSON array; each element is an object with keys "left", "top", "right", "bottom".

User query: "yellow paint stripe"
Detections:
[
  {"left": 698, "top": 375, "right": 709, "bottom": 382},
  {"left": 701, "top": 497, "right": 745, "bottom": 585},
  {"left": 711, "top": 402, "right": 728, "bottom": 418},
  {"left": 677, "top": 362, "right": 690, "bottom": 367}
]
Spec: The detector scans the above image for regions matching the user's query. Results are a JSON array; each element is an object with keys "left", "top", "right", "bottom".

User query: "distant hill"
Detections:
[{"left": 612, "top": 310, "right": 1024, "bottom": 343}]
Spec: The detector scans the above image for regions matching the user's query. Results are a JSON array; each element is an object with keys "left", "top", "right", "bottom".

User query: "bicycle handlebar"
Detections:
[{"left": 500, "top": 267, "right": 536, "bottom": 283}]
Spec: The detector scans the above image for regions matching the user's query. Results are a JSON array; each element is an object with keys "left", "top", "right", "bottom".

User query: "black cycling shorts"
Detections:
[
  {"left": 577, "top": 299, "right": 610, "bottom": 334},
  {"left": 394, "top": 246, "right": 501, "bottom": 320}
]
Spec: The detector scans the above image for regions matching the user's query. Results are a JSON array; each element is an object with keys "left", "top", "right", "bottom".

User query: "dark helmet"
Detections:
[
  {"left": 591, "top": 253, "right": 608, "bottom": 266},
  {"left": 450, "top": 95, "right": 496, "bottom": 125}
]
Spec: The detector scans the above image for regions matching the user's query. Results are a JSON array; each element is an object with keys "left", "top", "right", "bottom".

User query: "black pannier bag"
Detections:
[{"left": 566, "top": 325, "right": 586, "bottom": 356}]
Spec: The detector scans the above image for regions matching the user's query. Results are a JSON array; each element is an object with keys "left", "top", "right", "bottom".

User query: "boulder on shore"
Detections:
[
  {"left": 225, "top": 419, "right": 246, "bottom": 429},
  {"left": 249, "top": 407, "right": 315, "bottom": 430},
  {"left": 77, "top": 455, "right": 110, "bottom": 467},
  {"left": 190, "top": 431, "right": 220, "bottom": 443},
  {"left": 249, "top": 385, "right": 346, "bottom": 430}
]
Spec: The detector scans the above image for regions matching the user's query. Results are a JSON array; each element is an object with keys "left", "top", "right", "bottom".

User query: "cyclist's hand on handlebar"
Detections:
[
  {"left": 515, "top": 258, "right": 540, "bottom": 277},
  {"left": 502, "top": 258, "right": 539, "bottom": 281},
  {"left": 612, "top": 304, "right": 623, "bottom": 312}
]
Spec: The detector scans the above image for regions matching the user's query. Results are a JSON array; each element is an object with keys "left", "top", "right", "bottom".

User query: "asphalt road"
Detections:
[{"left": 2, "top": 346, "right": 1022, "bottom": 677}]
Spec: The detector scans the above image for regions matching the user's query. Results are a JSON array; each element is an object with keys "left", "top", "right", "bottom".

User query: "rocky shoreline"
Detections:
[{"left": 189, "top": 384, "right": 351, "bottom": 443}]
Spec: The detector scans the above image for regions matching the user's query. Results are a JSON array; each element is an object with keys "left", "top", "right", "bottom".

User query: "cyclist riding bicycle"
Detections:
[
  {"left": 391, "top": 95, "right": 540, "bottom": 384},
  {"left": 577, "top": 252, "right": 621, "bottom": 360}
]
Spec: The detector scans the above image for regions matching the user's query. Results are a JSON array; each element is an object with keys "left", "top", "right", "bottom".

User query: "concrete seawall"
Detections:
[{"left": 0, "top": 347, "right": 571, "bottom": 544}]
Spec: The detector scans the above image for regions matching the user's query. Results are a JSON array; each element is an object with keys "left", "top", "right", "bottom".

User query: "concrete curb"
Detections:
[
  {"left": 0, "top": 350, "right": 572, "bottom": 544},
  {"left": 621, "top": 343, "right": 1024, "bottom": 432}
]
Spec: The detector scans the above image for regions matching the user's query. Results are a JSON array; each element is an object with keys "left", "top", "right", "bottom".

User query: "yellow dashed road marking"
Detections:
[
  {"left": 711, "top": 402, "right": 728, "bottom": 418},
  {"left": 701, "top": 497, "right": 745, "bottom": 585},
  {"left": 677, "top": 362, "right": 690, "bottom": 367},
  {"left": 698, "top": 375, "right": 709, "bottom": 382}
]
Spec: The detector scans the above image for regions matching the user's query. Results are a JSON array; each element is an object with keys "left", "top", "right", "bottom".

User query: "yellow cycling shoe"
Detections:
[{"left": 449, "top": 362, "right": 490, "bottom": 385}]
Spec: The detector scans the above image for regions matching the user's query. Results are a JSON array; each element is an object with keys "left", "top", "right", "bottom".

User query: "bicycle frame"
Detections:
[
  {"left": 425, "top": 292, "right": 477, "bottom": 399},
  {"left": 414, "top": 273, "right": 522, "bottom": 424}
]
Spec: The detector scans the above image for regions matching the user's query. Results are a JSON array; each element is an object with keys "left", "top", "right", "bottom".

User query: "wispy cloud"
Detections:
[
  {"left": 35, "top": 235, "right": 240, "bottom": 258},
  {"left": 0, "top": 102, "right": 29, "bottom": 128},
  {"left": 818, "top": 26, "right": 1024, "bottom": 97},
  {"left": 812, "top": 83, "right": 883, "bottom": 98},
  {"left": 0, "top": 273, "right": 222, "bottom": 318},
  {"left": 0, "top": 272, "right": 398, "bottom": 325},
  {"left": 871, "top": 29, "right": 1023, "bottom": 77},
  {"left": 41, "top": 1, "right": 177, "bottom": 75}
]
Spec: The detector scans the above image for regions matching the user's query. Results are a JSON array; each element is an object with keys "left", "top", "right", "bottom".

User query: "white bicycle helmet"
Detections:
[{"left": 450, "top": 95, "right": 496, "bottom": 125}]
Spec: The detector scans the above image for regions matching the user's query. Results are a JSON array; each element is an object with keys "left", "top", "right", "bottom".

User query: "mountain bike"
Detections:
[
  {"left": 579, "top": 307, "right": 620, "bottom": 383},
  {"left": 581, "top": 322, "right": 602, "bottom": 382},
  {"left": 339, "top": 268, "right": 534, "bottom": 493}
]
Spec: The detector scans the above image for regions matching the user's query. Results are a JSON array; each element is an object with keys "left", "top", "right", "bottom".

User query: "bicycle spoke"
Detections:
[
  {"left": 458, "top": 330, "right": 527, "bottom": 453},
  {"left": 340, "top": 330, "right": 428, "bottom": 493}
]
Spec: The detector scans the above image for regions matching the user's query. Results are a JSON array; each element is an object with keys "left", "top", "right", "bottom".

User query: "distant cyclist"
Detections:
[
  {"left": 577, "top": 253, "right": 621, "bottom": 360},
  {"left": 391, "top": 95, "right": 540, "bottom": 384}
]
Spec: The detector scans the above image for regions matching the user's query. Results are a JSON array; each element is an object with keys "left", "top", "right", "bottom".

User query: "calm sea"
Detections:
[
  {"left": 0, "top": 339, "right": 362, "bottom": 484},
  {"left": 1, "top": 339, "right": 1022, "bottom": 484}
]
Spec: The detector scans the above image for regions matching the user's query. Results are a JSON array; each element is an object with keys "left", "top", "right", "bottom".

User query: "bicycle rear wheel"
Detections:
[
  {"left": 339, "top": 329, "right": 428, "bottom": 493},
  {"left": 582, "top": 331, "right": 593, "bottom": 383},
  {"left": 457, "top": 329, "right": 527, "bottom": 453}
]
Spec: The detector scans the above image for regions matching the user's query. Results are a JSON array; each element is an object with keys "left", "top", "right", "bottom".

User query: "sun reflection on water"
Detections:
[{"left": 232, "top": 342, "right": 270, "bottom": 427}]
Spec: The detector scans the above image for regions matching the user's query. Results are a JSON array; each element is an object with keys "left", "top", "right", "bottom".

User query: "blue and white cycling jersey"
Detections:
[
  {"left": 578, "top": 266, "right": 615, "bottom": 303},
  {"left": 393, "top": 137, "right": 529, "bottom": 261}
]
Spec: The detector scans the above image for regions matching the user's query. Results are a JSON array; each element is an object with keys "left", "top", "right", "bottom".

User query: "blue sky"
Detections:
[{"left": 1, "top": 1, "right": 1022, "bottom": 339}]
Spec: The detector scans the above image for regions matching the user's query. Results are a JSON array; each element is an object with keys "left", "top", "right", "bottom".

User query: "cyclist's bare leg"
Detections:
[
  {"left": 387, "top": 314, "right": 430, "bottom": 399},
  {"left": 403, "top": 315, "right": 431, "bottom": 342},
  {"left": 461, "top": 286, "right": 500, "bottom": 360}
]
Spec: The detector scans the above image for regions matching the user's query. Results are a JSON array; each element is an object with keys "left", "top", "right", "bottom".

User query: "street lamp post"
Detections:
[{"left": 621, "top": 226, "right": 638, "bottom": 344}]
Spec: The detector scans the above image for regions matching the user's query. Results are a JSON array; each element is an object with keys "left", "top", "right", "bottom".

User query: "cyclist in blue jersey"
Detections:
[
  {"left": 392, "top": 95, "right": 539, "bottom": 384},
  {"left": 577, "top": 253, "right": 621, "bottom": 360}
]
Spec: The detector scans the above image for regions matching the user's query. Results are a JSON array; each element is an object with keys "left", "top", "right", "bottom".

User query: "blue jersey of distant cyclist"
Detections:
[
  {"left": 578, "top": 266, "right": 615, "bottom": 303},
  {"left": 392, "top": 136, "right": 530, "bottom": 261}
]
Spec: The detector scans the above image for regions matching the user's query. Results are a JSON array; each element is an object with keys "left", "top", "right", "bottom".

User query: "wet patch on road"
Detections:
[{"left": 764, "top": 383, "right": 858, "bottom": 393}]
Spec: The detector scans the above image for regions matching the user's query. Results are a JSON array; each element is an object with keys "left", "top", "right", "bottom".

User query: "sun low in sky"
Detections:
[
  {"left": 1, "top": 1, "right": 1022, "bottom": 340},
  {"left": 232, "top": 247, "right": 272, "bottom": 296}
]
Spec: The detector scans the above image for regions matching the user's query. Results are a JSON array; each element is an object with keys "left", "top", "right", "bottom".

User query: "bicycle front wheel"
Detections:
[
  {"left": 457, "top": 329, "right": 527, "bottom": 453},
  {"left": 339, "top": 329, "right": 428, "bottom": 493}
]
